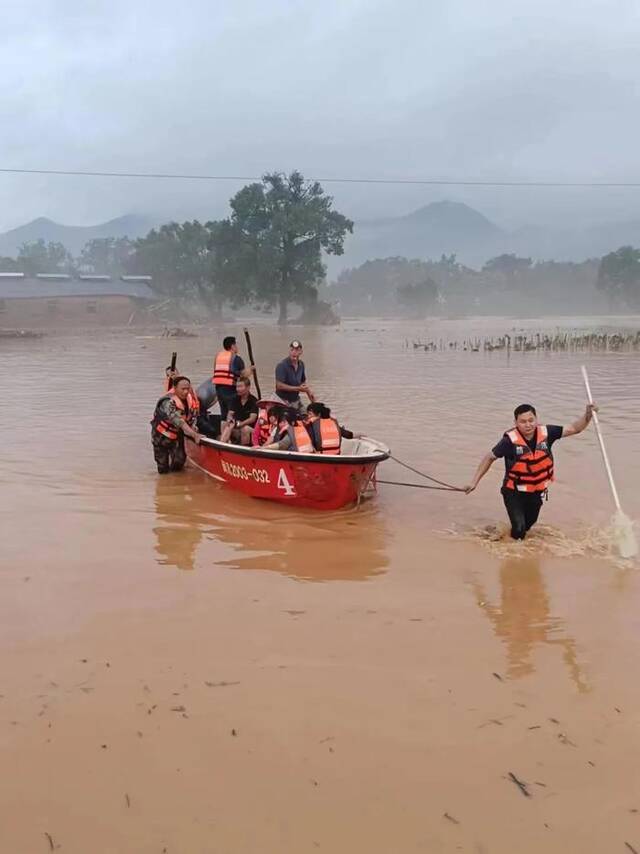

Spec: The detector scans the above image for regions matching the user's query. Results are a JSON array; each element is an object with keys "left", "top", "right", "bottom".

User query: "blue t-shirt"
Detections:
[{"left": 275, "top": 357, "right": 306, "bottom": 403}]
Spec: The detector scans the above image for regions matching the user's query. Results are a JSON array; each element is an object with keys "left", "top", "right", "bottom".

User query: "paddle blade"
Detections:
[{"left": 612, "top": 510, "right": 639, "bottom": 559}]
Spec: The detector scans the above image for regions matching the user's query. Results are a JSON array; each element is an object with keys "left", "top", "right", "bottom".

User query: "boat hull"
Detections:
[{"left": 186, "top": 437, "right": 388, "bottom": 510}]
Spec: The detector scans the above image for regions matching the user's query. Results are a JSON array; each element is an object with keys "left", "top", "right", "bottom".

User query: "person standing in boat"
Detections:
[
  {"left": 463, "top": 402, "right": 597, "bottom": 540},
  {"left": 275, "top": 340, "right": 315, "bottom": 413},
  {"left": 305, "top": 402, "right": 363, "bottom": 454},
  {"left": 151, "top": 376, "right": 201, "bottom": 474},
  {"left": 197, "top": 336, "right": 254, "bottom": 419}
]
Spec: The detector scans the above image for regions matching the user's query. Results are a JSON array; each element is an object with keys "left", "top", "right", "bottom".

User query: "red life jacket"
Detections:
[
  {"left": 212, "top": 350, "right": 235, "bottom": 386},
  {"left": 186, "top": 388, "right": 200, "bottom": 423},
  {"left": 316, "top": 418, "right": 341, "bottom": 455},
  {"left": 288, "top": 422, "right": 314, "bottom": 453},
  {"left": 252, "top": 406, "right": 273, "bottom": 446},
  {"left": 152, "top": 393, "right": 187, "bottom": 441},
  {"left": 503, "top": 425, "right": 555, "bottom": 493}
]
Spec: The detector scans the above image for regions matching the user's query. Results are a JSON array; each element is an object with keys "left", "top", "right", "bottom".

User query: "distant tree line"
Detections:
[
  {"left": 330, "top": 251, "right": 637, "bottom": 316},
  {"left": 3, "top": 179, "right": 639, "bottom": 319},
  {"left": 0, "top": 171, "right": 352, "bottom": 325}
]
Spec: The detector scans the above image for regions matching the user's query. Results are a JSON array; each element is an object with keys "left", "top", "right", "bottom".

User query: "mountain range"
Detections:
[
  {"left": 334, "top": 200, "right": 640, "bottom": 272},
  {"left": 1, "top": 203, "right": 640, "bottom": 272},
  {"left": 0, "top": 214, "right": 157, "bottom": 258}
]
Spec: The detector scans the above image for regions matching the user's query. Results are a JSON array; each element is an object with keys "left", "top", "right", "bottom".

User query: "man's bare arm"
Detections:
[
  {"left": 463, "top": 453, "right": 497, "bottom": 494},
  {"left": 561, "top": 403, "right": 598, "bottom": 437}
]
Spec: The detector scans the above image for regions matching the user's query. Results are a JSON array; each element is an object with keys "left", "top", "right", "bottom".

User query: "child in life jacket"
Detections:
[
  {"left": 261, "top": 406, "right": 314, "bottom": 452},
  {"left": 252, "top": 399, "right": 278, "bottom": 447}
]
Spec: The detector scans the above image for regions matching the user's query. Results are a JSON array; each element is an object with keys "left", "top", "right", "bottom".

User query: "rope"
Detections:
[
  {"left": 388, "top": 453, "right": 463, "bottom": 492},
  {"left": 376, "top": 478, "right": 459, "bottom": 492}
]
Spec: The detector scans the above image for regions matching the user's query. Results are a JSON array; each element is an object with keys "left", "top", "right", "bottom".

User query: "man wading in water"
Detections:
[{"left": 463, "top": 402, "right": 597, "bottom": 540}]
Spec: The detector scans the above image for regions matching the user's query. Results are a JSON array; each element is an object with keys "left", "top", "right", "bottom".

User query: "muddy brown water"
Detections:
[{"left": 1, "top": 317, "right": 639, "bottom": 853}]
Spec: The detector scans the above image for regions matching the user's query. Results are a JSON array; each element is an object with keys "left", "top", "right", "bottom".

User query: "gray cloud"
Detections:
[{"left": 2, "top": 0, "right": 640, "bottom": 232}]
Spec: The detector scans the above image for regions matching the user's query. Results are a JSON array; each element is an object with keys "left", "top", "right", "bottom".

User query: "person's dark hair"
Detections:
[
  {"left": 223, "top": 336, "right": 236, "bottom": 350},
  {"left": 270, "top": 404, "right": 286, "bottom": 422},
  {"left": 514, "top": 403, "right": 537, "bottom": 419},
  {"left": 237, "top": 376, "right": 250, "bottom": 387},
  {"left": 172, "top": 375, "right": 191, "bottom": 387},
  {"left": 307, "top": 401, "right": 331, "bottom": 419}
]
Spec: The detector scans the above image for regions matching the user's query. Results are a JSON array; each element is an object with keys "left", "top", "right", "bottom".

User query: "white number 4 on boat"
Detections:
[{"left": 277, "top": 468, "right": 296, "bottom": 496}]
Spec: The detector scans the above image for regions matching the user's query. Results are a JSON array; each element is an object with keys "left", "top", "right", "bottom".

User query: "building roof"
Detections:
[{"left": 0, "top": 274, "right": 155, "bottom": 300}]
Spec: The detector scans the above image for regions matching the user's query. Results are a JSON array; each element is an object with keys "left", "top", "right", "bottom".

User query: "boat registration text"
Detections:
[{"left": 221, "top": 460, "right": 271, "bottom": 483}]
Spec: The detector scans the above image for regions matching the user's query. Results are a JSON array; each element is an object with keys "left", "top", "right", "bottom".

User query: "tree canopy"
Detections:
[
  {"left": 17, "top": 240, "right": 74, "bottom": 275},
  {"left": 597, "top": 246, "right": 640, "bottom": 308},
  {"left": 128, "top": 221, "right": 218, "bottom": 310},
  {"left": 79, "top": 237, "right": 134, "bottom": 276},
  {"left": 210, "top": 171, "right": 353, "bottom": 323}
]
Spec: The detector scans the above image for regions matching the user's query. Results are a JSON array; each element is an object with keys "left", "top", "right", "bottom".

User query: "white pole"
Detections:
[{"left": 581, "top": 366, "right": 622, "bottom": 512}]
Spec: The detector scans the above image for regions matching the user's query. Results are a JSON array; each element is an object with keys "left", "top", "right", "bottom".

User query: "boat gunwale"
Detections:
[{"left": 188, "top": 435, "right": 390, "bottom": 466}]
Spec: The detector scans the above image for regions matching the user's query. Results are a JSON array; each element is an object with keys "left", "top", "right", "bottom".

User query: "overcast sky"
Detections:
[{"left": 2, "top": 0, "right": 640, "bottom": 232}]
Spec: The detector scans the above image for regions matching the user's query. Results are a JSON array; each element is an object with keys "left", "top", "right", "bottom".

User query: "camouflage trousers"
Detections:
[{"left": 151, "top": 431, "right": 186, "bottom": 474}]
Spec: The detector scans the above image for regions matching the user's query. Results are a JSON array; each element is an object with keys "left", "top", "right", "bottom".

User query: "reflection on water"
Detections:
[
  {"left": 153, "top": 477, "right": 210, "bottom": 571},
  {"left": 471, "top": 556, "right": 589, "bottom": 692},
  {"left": 153, "top": 470, "right": 389, "bottom": 581}
]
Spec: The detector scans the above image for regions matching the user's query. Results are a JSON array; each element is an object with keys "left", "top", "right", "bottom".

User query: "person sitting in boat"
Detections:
[
  {"left": 305, "top": 402, "right": 363, "bottom": 455},
  {"left": 252, "top": 395, "right": 279, "bottom": 447},
  {"left": 262, "top": 406, "right": 315, "bottom": 453},
  {"left": 151, "top": 376, "right": 201, "bottom": 474},
  {"left": 220, "top": 377, "right": 259, "bottom": 446}
]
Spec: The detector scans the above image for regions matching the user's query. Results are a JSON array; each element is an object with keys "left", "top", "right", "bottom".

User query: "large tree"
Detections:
[
  {"left": 128, "top": 221, "right": 218, "bottom": 311},
  {"left": 212, "top": 171, "right": 353, "bottom": 324},
  {"left": 597, "top": 246, "right": 640, "bottom": 309}
]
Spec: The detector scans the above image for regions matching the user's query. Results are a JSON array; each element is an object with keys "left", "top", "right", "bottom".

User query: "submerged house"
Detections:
[{"left": 0, "top": 273, "right": 155, "bottom": 327}]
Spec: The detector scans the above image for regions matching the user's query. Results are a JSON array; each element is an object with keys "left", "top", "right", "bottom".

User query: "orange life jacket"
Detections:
[
  {"left": 288, "top": 422, "right": 314, "bottom": 453},
  {"left": 503, "top": 425, "right": 554, "bottom": 493},
  {"left": 212, "top": 350, "right": 235, "bottom": 386},
  {"left": 186, "top": 388, "right": 200, "bottom": 417},
  {"left": 317, "top": 418, "right": 341, "bottom": 455},
  {"left": 152, "top": 393, "right": 187, "bottom": 441}
]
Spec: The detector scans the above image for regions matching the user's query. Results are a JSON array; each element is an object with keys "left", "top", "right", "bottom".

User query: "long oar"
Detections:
[
  {"left": 581, "top": 366, "right": 638, "bottom": 559},
  {"left": 243, "top": 327, "right": 262, "bottom": 399}
]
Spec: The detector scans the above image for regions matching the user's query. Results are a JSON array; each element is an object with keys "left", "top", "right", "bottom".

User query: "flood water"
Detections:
[{"left": 1, "top": 316, "right": 640, "bottom": 853}]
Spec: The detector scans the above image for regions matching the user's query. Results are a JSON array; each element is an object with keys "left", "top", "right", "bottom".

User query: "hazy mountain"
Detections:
[
  {"left": 0, "top": 214, "right": 157, "bottom": 258},
  {"left": 330, "top": 200, "right": 640, "bottom": 275},
  {"left": 334, "top": 201, "right": 505, "bottom": 271}
]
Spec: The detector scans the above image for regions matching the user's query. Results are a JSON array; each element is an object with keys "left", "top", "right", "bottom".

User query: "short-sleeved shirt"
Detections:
[
  {"left": 492, "top": 425, "right": 564, "bottom": 475},
  {"left": 275, "top": 357, "right": 306, "bottom": 403},
  {"left": 215, "top": 354, "right": 245, "bottom": 397},
  {"left": 228, "top": 393, "right": 258, "bottom": 423}
]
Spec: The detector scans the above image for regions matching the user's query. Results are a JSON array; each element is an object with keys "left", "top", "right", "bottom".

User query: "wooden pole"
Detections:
[{"left": 243, "top": 328, "right": 262, "bottom": 399}]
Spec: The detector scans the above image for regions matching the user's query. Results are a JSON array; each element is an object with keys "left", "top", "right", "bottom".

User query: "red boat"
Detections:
[{"left": 186, "top": 435, "right": 390, "bottom": 510}]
